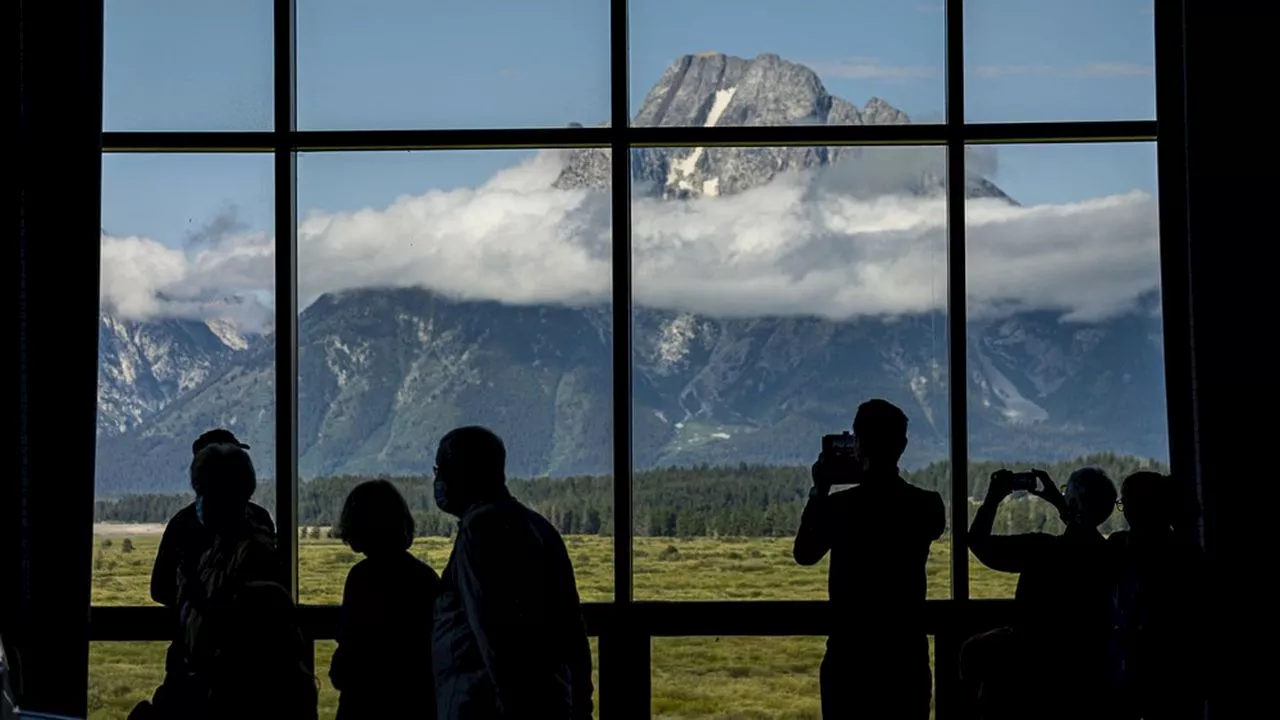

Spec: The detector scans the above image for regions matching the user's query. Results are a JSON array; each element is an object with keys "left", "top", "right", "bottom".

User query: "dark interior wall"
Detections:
[
  {"left": 1181, "top": 2, "right": 1267, "bottom": 717},
  {"left": 15, "top": 0, "right": 104, "bottom": 714}
]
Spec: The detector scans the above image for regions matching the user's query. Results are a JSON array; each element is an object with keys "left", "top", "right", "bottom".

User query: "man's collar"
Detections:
[
  {"left": 862, "top": 466, "right": 904, "bottom": 484},
  {"left": 456, "top": 488, "right": 515, "bottom": 525}
]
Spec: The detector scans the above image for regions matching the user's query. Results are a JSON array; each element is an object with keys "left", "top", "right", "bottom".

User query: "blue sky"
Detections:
[{"left": 102, "top": 0, "right": 1157, "bottom": 249}]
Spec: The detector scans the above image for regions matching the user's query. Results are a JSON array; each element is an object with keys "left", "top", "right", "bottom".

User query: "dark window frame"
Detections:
[{"left": 91, "top": 1, "right": 1192, "bottom": 717}]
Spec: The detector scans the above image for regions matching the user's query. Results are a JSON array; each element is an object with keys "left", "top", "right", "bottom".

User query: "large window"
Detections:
[{"left": 90, "top": 1, "right": 1186, "bottom": 718}]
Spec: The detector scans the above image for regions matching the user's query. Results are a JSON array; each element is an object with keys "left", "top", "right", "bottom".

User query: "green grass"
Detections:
[{"left": 89, "top": 533, "right": 1017, "bottom": 719}]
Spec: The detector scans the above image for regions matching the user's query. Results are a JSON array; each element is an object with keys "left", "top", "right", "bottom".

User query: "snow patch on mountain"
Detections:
[
  {"left": 975, "top": 344, "right": 1050, "bottom": 424},
  {"left": 666, "top": 86, "right": 737, "bottom": 196}
]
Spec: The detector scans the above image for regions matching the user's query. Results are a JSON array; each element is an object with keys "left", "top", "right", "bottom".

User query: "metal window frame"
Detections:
[{"left": 91, "top": 1, "right": 1191, "bottom": 718}]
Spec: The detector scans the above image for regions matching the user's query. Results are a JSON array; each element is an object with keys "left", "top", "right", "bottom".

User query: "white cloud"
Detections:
[
  {"left": 972, "top": 62, "right": 1153, "bottom": 78},
  {"left": 99, "top": 150, "right": 1161, "bottom": 330},
  {"left": 809, "top": 57, "right": 940, "bottom": 81}
]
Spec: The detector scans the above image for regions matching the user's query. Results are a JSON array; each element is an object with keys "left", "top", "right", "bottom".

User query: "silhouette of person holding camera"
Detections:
[
  {"left": 794, "top": 399, "right": 946, "bottom": 719},
  {"left": 963, "top": 467, "right": 1121, "bottom": 720}
]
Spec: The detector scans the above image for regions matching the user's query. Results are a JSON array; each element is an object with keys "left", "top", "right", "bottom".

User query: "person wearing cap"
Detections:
[
  {"left": 144, "top": 429, "right": 276, "bottom": 707},
  {"left": 132, "top": 442, "right": 292, "bottom": 720},
  {"left": 149, "top": 429, "right": 276, "bottom": 608}
]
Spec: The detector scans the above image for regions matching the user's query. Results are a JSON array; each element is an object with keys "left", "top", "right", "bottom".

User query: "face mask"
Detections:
[
  {"left": 434, "top": 478, "right": 457, "bottom": 515},
  {"left": 194, "top": 495, "right": 206, "bottom": 525}
]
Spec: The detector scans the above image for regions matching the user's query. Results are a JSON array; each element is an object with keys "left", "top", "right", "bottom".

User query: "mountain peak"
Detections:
[
  {"left": 555, "top": 53, "right": 994, "bottom": 200},
  {"left": 635, "top": 52, "right": 829, "bottom": 128},
  {"left": 862, "top": 96, "right": 909, "bottom": 125}
]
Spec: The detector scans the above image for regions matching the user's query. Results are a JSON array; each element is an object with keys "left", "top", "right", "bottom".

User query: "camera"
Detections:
[
  {"left": 818, "top": 431, "right": 862, "bottom": 486},
  {"left": 822, "top": 430, "right": 857, "bottom": 458},
  {"left": 994, "top": 469, "right": 1040, "bottom": 492}
]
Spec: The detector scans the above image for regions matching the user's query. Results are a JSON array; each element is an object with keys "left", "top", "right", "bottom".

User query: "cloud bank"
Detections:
[{"left": 100, "top": 149, "right": 1160, "bottom": 330}]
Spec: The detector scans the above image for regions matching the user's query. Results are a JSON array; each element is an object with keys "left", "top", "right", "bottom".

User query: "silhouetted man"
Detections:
[
  {"left": 1110, "top": 471, "right": 1206, "bottom": 720},
  {"left": 431, "top": 426, "right": 593, "bottom": 720},
  {"left": 794, "top": 399, "right": 945, "bottom": 719},
  {"left": 965, "top": 467, "right": 1120, "bottom": 720}
]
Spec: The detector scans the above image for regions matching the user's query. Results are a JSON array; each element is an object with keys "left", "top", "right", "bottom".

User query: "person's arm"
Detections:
[
  {"left": 1028, "top": 469, "right": 1069, "bottom": 519},
  {"left": 328, "top": 567, "right": 361, "bottom": 692},
  {"left": 926, "top": 490, "right": 946, "bottom": 542},
  {"left": 793, "top": 460, "right": 833, "bottom": 566},
  {"left": 150, "top": 515, "right": 184, "bottom": 606},
  {"left": 567, "top": 592, "right": 594, "bottom": 720},
  {"left": 455, "top": 521, "right": 547, "bottom": 717},
  {"left": 968, "top": 472, "right": 1049, "bottom": 574}
]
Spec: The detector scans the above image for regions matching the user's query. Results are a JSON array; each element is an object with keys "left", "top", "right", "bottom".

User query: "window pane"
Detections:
[
  {"left": 296, "top": 150, "right": 614, "bottom": 603},
  {"left": 103, "top": 0, "right": 273, "bottom": 131},
  {"left": 964, "top": 142, "right": 1166, "bottom": 599},
  {"left": 95, "top": 154, "right": 276, "bottom": 607},
  {"left": 297, "top": 0, "right": 609, "bottom": 130},
  {"left": 964, "top": 0, "right": 1156, "bottom": 123},
  {"left": 630, "top": 1, "right": 944, "bottom": 126},
  {"left": 315, "top": 638, "right": 600, "bottom": 718},
  {"left": 88, "top": 642, "right": 168, "bottom": 720},
  {"left": 628, "top": 145, "right": 959, "bottom": 600},
  {"left": 652, "top": 636, "right": 936, "bottom": 719}
]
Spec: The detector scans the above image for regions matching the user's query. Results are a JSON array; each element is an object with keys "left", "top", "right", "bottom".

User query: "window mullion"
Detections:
[
  {"left": 273, "top": 0, "right": 299, "bottom": 602},
  {"left": 942, "top": 3, "right": 969, "bottom": 717}
]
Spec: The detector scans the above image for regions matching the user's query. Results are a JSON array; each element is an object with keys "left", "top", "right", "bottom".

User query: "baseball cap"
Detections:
[{"left": 192, "top": 428, "right": 251, "bottom": 456}]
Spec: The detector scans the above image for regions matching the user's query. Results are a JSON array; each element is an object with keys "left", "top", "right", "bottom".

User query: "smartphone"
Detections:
[
  {"left": 822, "top": 431, "right": 856, "bottom": 456},
  {"left": 1008, "top": 471, "right": 1039, "bottom": 492}
]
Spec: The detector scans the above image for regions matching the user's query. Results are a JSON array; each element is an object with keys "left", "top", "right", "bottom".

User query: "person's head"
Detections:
[
  {"left": 190, "top": 443, "right": 257, "bottom": 532},
  {"left": 852, "top": 399, "right": 909, "bottom": 470},
  {"left": 1063, "top": 467, "right": 1118, "bottom": 529},
  {"left": 192, "top": 428, "right": 250, "bottom": 457},
  {"left": 1120, "top": 471, "right": 1176, "bottom": 533},
  {"left": 226, "top": 581, "right": 305, "bottom": 677},
  {"left": 334, "top": 479, "right": 415, "bottom": 556},
  {"left": 434, "top": 426, "right": 507, "bottom": 516}
]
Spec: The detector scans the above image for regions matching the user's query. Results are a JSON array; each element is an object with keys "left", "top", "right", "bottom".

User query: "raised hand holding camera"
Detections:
[
  {"left": 987, "top": 468, "right": 1055, "bottom": 502},
  {"left": 987, "top": 469, "right": 1020, "bottom": 499},
  {"left": 815, "top": 430, "right": 863, "bottom": 487}
]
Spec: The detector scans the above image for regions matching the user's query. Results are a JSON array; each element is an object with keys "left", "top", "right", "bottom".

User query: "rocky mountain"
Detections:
[
  {"left": 93, "top": 53, "right": 1168, "bottom": 495},
  {"left": 555, "top": 53, "right": 1010, "bottom": 201},
  {"left": 96, "top": 314, "right": 259, "bottom": 435},
  {"left": 95, "top": 285, "right": 1166, "bottom": 495}
]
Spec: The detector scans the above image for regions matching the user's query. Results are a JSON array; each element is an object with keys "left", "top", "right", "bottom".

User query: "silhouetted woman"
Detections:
[
  {"left": 331, "top": 479, "right": 441, "bottom": 719},
  {"left": 1110, "top": 471, "right": 1206, "bottom": 720},
  {"left": 132, "top": 443, "right": 313, "bottom": 720},
  {"left": 148, "top": 429, "right": 276, "bottom": 704}
]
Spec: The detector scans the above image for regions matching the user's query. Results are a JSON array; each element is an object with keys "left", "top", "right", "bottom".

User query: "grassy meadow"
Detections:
[{"left": 89, "top": 532, "right": 1018, "bottom": 719}]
